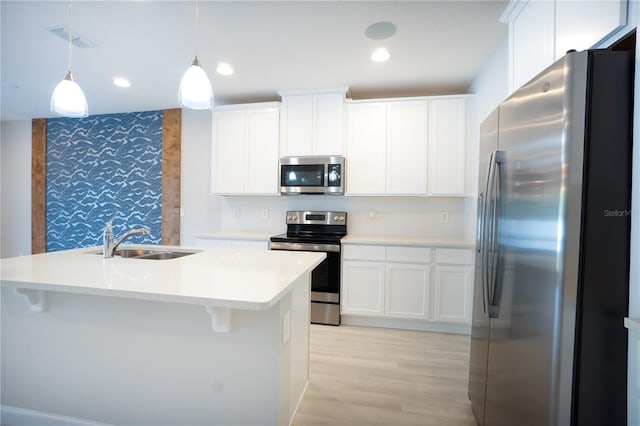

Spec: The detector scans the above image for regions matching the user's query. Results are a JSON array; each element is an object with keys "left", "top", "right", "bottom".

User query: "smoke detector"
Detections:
[{"left": 47, "top": 25, "right": 96, "bottom": 48}]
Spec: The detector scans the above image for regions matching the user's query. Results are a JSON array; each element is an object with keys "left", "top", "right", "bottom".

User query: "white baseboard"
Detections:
[
  {"left": 341, "top": 315, "right": 471, "bottom": 335},
  {"left": 1, "top": 405, "right": 111, "bottom": 426}
]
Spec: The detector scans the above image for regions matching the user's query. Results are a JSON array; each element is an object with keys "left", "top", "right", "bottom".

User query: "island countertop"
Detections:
[{"left": 0, "top": 245, "right": 325, "bottom": 311}]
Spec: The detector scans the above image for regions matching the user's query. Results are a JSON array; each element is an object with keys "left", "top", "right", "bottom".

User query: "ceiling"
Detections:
[{"left": 1, "top": 1, "right": 508, "bottom": 121}]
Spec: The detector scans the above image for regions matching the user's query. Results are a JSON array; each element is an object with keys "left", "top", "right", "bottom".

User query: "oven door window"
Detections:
[
  {"left": 311, "top": 251, "right": 340, "bottom": 295},
  {"left": 281, "top": 164, "right": 325, "bottom": 187}
]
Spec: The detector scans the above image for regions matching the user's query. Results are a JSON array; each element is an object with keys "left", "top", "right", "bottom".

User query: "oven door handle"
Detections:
[{"left": 269, "top": 241, "right": 340, "bottom": 253}]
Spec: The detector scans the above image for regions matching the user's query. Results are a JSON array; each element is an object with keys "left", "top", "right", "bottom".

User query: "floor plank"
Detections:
[{"left": 293, "top": 325, "right": 477, "bottom": 426}]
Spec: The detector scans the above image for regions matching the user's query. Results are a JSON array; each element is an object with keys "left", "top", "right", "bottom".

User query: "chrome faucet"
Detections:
[{"left": 103, "top": 217, "right": 151, "bottom": 258}]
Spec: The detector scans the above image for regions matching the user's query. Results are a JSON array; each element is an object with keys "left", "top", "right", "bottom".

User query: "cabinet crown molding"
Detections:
[
  {"left": 499, "top": 0, "right": 528, "bottom": 24},
  {"left": 213, "top": 101, "right": 281, "bottom": 112},
  {"left": 277, "top": 86, "right": 349, "bottom": 97}
]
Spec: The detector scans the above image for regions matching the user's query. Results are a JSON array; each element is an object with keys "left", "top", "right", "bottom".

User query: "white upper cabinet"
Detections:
[
  {"left": 508, "top": 0, "right": 556, "bottom": 92},
  {"left": 347, "top": 100, "right": 428, "bottom": 195},
  {"left": 211, "top": 102, "right": 280, "bottom": 195},
  {"left": 386, "top": 101, "right": 428, "bottom": 194},
  {"left": 503, "top": 0, "right": 628, "bottom": 93},
  {"left": 346, "top": 102, "right": 387, "bottom": 194},
  {"left": 428, "top": 98, "right": 466, "bottom": 196},
  {"left": 279, "top": 88, "right": 347, "bottom": 156},
  {"left": 555, "top": 0, "right": 627, "bottom": 60},
  {"left": 347, "top": 96, "right": 470, "bottom": 196}
]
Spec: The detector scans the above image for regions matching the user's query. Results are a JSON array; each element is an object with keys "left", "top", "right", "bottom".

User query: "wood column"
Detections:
[
  {"left": 31, "top": 118, "right": 47, "bottom": 254},
  {"left": 162, "top": 109, "right": 181, "bottom": 245}
]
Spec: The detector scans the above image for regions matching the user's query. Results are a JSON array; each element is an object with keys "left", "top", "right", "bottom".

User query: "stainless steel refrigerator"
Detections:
[{"left": 469, "top": 46, "right": 633, "bottom": 426}]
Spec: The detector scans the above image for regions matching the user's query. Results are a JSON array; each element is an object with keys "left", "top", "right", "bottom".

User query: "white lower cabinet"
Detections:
[
  {"left": 342, "top": 243, "right": 473, "bottom": 332},
  {"left": 434, "top": 265, "right": 471, "bottom": 323},
  {"left": 385, "top": 263, "right": 430, "bottom": 319},
  {"left": 342, "top": 261, "right": 385, "bottom": 316}
]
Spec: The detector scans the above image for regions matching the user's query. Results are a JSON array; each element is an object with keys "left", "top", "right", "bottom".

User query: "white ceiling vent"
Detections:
[{"left": 46, "top": 25, "right": 96, "bottom": 48}]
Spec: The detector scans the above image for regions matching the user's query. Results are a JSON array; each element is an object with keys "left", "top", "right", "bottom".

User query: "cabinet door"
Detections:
[
  {"left": 434, "top": 265, "right": 472, "bottom": 323},
  {"left": 510, "top": 0, "right": 555, "bottom": 91},
  {"left": 555, "top": 0, "right": 627, "bottom": 60},
  {"left": 341, "top": 260, "right": 385, "bottom": 316},
  {"left": 212, "top": 110, "right": 246, "bottom": 194},
  {"left": 246, "top": 109, "right": 279, "bottom": 194},
  {"left": 385, "top": 263, "right": 430, "bottom": 319},
  {"left": 386, "top": 101, "right": 428, "bottom": 194},
  {"left": 428, "top": 98, "right": 466, "bottom": 195},
  {"left": 313, "top": 93, "right": 345, "bottom": 155},
  {"left": 280, "top": 95, "right": 313, "bottom": 156},
  {"left": 346, "top": 103, "right": 387, "bottom": 194}
]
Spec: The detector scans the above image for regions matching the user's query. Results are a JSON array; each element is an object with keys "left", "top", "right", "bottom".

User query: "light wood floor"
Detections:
[{"left": 293, "top": 324, "right": 477, "bottom": 426}]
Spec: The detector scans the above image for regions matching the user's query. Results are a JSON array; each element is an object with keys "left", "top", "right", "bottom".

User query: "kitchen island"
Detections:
[{"left": 0, "top": 245, "right": 325, "bottom": 426}]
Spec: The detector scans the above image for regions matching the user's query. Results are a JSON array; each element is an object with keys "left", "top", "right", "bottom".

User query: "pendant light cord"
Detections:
[
  {"left": 195, "top": 0, "right": 200, "bottom": 58},
  {"left": 67, "top": 0, "right": 73, "bottom": 73}
]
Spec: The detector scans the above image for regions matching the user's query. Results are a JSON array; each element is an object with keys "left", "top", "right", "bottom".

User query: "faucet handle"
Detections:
[{"left": 105, "top": 215, "right": 116, "bottom": 229}]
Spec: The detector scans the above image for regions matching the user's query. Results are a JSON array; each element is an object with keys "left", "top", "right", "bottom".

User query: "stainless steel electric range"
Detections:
[{"left": 269, "top": 211, "right": 347, "bottom": 326}]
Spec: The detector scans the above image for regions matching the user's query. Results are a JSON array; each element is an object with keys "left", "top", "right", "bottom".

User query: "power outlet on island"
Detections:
[
  {"left": 440, "top": 211, "right": 449, "bottom": 224},
  {"left": 282, "top": 310, "right": 290, "bottom": 345}
]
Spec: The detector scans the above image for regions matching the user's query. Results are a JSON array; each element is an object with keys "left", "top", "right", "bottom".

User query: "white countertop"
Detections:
[
  {"left": 341, "top": 235, "right": 475, "bottom": 248},
  {"left": 195, "top": 232, "right": 475, "bottom": 248},
  {"left": 196, "top": 232, "right": 278, "bottom": 241},
  {"left": 0, "top": 245, "right": 325, "bottom": 311},
  {"left": 624, "top": 317, "right": 640, "bottom": 332}
]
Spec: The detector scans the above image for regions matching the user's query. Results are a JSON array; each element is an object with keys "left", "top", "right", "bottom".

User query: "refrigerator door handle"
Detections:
[
  {"left": 481, "top": 152, "right": 497, "bottom": 317},
  {"left": 475, "top": 193, "right": 484, "bottom": 254},
  {"left": 476, "top": 192, "right": 489, "bottom": 315},
  {"left": 486, "top": 151, "right": 504, "bottom": 318}
]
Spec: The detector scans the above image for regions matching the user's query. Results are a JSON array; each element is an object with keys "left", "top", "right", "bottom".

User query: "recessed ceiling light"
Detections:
[
  {"left": 371, "top": 48, "right": 391, "bottom": 62},
  {"left": 216, "top": 63, "right": 234, "bottom": 76},
  {"left": 113, "top": 77, "right": 131, "bottom": 88},
  {"left": 365, "top": 21, "right": 396, "bottom": 40}
]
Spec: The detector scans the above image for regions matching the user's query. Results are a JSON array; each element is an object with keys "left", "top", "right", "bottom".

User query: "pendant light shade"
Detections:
[
  {"left": 50, "top": 0, "right": 88, "bottom": 118},
  {"left": 51, "top": 71, "right": 88, "bottom": 118},
  {"left": 179, "top": 56, "right": 213, "bottom": 109}
]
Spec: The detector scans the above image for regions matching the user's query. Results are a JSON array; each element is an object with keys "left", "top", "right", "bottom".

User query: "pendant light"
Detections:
[
  {"left": 179, "top": 0, "right": 213, "bottom": 109},
  {"left": 50, "top": 0, "right": 88, "bottom": 118}
]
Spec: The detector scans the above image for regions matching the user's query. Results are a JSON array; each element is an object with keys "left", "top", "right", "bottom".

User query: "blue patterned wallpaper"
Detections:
[{"left": 46, "top": 111, "right": 163, "bottom": 252}]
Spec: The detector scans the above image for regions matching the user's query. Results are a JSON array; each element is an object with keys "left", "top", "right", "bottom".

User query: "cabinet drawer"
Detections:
[
  {"left": 435, "top": 248, "right": 473, "bottom": 265},
  {"left": 386, "top": 246, "right": 431, "bottom": 263},
  {"left": 343, "top": 245, "right": 386, "bottom": 261}
]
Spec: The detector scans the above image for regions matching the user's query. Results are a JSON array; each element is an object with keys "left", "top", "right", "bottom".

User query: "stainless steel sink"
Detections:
[{"left": 88, "top": 248, "right": 200, "bottom": 260}]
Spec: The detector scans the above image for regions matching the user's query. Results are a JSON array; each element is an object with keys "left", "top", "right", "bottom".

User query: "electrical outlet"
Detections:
[
  {"left": 262, "top": 208, "right": 269, "bottom": 220},
  {"left": 440, "top": 211, "right": 449, "bottom": 224},
  {"left": 282, "top": 310, "right": 290, "bottom": 344},
  {"left": 234, "top": 208, "right": 242, "bottom": 219}
]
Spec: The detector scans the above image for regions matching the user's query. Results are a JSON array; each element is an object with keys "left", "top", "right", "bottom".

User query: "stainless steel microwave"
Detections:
[{"left": 280, "top": 156, "right": 345, "bottom": 195}]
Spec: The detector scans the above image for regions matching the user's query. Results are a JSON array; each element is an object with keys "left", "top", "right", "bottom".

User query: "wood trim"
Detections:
[
  {"left": 31, "top": 118, "right": 47, "bottom": 254},
  {"left": 162, "top": 109, "right": 181, "bottom": 245}
]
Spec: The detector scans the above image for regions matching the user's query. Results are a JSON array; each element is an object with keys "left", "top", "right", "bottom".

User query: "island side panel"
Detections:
[
  {"left": 288, "top": 272, "right": 311, "bottom": 421},
  {"left": 1, "top": 288, "right": 291, "bottom": 426}
]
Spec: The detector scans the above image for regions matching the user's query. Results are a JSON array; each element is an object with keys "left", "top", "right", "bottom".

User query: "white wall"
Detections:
[
  {"left": 180, "top": 109, "right": 221, "bottom": 246},
  {"left": 0, "top": 120, "right": 31, "bottom": 258},
  {"left": 216, "top": 195, "right": 468, "bottom": 239},
  {"left": 470, "top": 38, "right": 509, "bottom": 125}
]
